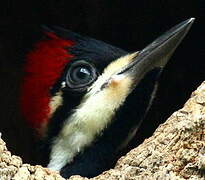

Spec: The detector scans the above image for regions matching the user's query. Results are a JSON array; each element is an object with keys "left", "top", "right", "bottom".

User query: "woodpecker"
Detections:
[{"left": 20, "top": 18, "right": 194, "bottom": 178}]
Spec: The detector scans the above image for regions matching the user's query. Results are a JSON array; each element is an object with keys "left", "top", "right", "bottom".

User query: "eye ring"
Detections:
[{"left": 65, "top": 60, "right": 98, "bottom": 90}]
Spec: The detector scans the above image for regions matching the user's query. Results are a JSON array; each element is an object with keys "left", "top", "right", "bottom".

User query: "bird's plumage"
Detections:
[
  {"left": 19, "top": 18, "right": 194, "bottom": 178},
  {"left": 20, "top": 32, "right": 74, "bottom": 134}
]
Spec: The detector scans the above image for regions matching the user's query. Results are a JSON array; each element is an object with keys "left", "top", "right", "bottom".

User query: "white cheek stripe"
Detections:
[
  {"left": 49, "top": 91, "right": 63, "bottom": 117},
  {"left": 47, "top": 54, "right": 136, "bottom": 171}
]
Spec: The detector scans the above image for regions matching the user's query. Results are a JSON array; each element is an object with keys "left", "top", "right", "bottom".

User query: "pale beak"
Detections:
[{"left": 117, "top": 18, "right": 195, "bottom": 81}]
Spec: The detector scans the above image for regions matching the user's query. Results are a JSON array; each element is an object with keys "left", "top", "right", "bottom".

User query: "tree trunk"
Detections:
[{"left": 1, "top": 82, "right": 205, "bottom": 180}]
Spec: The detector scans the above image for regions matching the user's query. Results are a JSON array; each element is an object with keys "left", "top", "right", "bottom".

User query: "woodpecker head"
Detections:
[{"left": 20, "top": 18, "right": 194, "bottom": 178}]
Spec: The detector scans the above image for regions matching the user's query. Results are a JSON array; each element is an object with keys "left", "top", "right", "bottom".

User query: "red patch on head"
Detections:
[{"left": 20, "top": 32, "right": 74, "bottom": 133}]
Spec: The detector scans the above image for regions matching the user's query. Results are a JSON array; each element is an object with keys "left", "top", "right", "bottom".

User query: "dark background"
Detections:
[{"left": 0, "top": 0, "right": 204, "bottom": 165}]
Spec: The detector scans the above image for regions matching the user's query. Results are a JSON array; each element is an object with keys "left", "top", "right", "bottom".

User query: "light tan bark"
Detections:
[{"left": 1, "top": 82, "right": 205, "bottom": 180}]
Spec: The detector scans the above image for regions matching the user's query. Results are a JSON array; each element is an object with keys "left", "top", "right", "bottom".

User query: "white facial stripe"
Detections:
[
  {"left": 104, "top": 52, "right": 137, "bottom": 75},
  {"left": 37, "top": 91, "right": 63, "bottom": 136},
  {"left": 88, "top": 52, "right": 138, "bottom": 94},
  {"left": 49, "top": 91, "right": 63, "bottom": 117},
  {"left": 48, "top": 53, "right": 137, "bottom": 171}
]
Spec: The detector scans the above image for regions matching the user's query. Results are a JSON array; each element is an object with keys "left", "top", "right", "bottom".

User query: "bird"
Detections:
[{"left": 19, "top": 18, "right": 194, "bottom": 178}]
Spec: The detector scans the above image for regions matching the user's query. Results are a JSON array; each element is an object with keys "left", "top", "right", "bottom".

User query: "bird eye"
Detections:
[
  {"left": 65, "top": 60, "right": 98, "bottom": 89},
  {"left": 70, "top": 66, "right": 92, "bottom": 83}
]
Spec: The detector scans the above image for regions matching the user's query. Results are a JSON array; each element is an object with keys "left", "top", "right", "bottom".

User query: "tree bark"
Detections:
[{"left": 1, "top": 82, "right": 205, "bottom": 180}]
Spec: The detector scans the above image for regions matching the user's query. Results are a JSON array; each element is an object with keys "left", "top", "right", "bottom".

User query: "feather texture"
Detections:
[{"left": 20, "top": 32, "right": 74, "bottom": 133}]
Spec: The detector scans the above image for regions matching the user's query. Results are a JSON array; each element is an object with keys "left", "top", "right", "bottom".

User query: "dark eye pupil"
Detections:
[
  {"left": 65, "top": 60, "right": 97, "bottom": 89},
  {"left": 77, "top": 68, "right": 90, "bottom": 79},
  {"left": 71, "top": 66, "right": 92, "bottom": 83}
]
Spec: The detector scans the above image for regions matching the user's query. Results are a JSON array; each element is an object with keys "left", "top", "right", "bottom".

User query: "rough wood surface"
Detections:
[{"left": 1, "top": 82, "right": 205, "bottom": 180}]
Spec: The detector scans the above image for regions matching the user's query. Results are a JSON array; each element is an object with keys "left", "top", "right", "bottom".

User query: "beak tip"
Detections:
[
  {"left": 186, "top": 17, "right": 195, "bottom": 31},
  {"left": 188, "top": 17, "right": 195, "bottom": 23},
  {"left": 180, "top": 18, "right": 195, "bottom": 35},
  {"left": 116, "top": 18, "right": 195, "bottom": 77}
]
